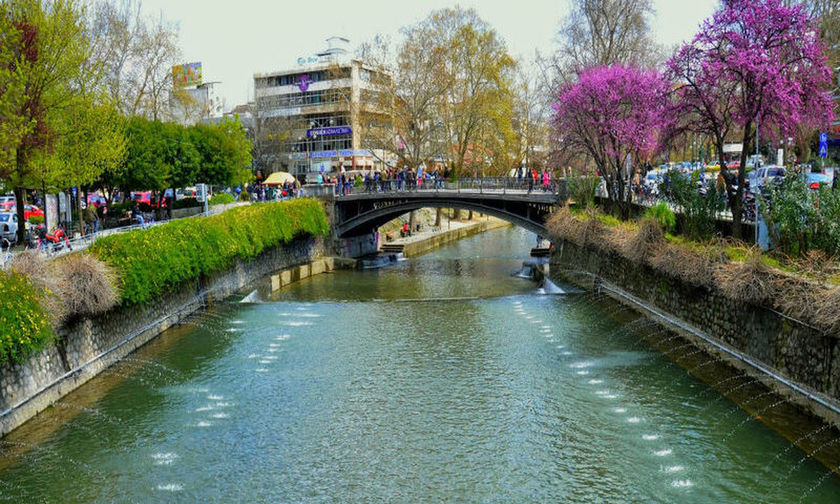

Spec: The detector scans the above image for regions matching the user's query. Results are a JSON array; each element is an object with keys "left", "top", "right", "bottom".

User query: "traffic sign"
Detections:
[{"left": 819, "top": 132, "right": 829, "bottom": 158}]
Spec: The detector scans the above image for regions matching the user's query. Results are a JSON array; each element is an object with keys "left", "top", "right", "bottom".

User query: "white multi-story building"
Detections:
[{"left": 253, "top": 37, "right": 390, "bottom": 181}]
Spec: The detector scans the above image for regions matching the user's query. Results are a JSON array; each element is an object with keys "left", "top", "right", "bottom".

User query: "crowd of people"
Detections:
[{"left": 312, "top": 166, "right": 555, "bottom": 196}]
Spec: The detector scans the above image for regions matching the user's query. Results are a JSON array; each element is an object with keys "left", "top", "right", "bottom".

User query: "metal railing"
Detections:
[{"left": 324, "top": 176, "right": 563, "bottom": 197}]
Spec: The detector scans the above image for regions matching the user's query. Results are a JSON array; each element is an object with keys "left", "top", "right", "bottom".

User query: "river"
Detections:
[{"left": 1, "top": 226, "right": 838, "bottom": 502}]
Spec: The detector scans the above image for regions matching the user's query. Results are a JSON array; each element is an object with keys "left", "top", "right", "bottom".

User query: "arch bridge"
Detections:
[{"left": 327, "top": 184, "right": 565, "bottom": 238}]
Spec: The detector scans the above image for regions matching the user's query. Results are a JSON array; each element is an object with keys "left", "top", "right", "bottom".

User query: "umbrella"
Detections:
[{"left": 263, "top": 171, "right": 296, "bottom": 186}]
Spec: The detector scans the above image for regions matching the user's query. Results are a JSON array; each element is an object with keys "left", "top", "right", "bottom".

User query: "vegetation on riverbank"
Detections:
[
  {"left": 0, "top": 271, "right": 55, "bottom": 364},
  {"left": 89, "top": 199, "right": 329, "bottom": 305},
  {"left": 547, "top": 207, "right": 840, "bottom": 333}
]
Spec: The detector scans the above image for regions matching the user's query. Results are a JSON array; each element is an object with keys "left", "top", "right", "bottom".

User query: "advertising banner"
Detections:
[{"left": 172, "top": 62, "right": 203, "bottom": 88}]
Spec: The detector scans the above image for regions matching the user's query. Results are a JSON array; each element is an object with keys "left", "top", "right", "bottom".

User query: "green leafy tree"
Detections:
[
  {"left": 192, "top": 117, "right": 253, "bottom": 186},
  {"left": 3, "top": 0, "right": 124, "bottom": 240},
  {"left": 122, "top": 117, "right": 170, "bottom": 191}
]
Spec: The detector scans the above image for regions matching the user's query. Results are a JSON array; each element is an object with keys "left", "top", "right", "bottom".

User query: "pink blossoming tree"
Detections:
[
  {"left": 667, "top": 0, "right": 835, "bottom": 238},
  {"left": 553, "top": 64, "right": 670, "bottom": 217}
]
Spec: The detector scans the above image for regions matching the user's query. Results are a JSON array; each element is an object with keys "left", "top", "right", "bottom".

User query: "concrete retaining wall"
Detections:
[
  {"left": 550, "top": 240, "right": 840, "bottom": 426},
  {"left": 0, "top": 237, "right": 325, "bottom": 437},
  {"left": 400, "top": 219, "right": 511, "bottom": 257}
]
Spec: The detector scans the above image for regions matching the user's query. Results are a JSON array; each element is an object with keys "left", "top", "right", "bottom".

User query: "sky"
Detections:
[{"left": 137, "top": 0, "right": 719, "bottom": 112}]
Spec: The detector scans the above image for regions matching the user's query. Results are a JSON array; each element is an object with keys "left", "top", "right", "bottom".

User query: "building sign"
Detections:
[
  {"left": 311, "top": 149, "right": 372, "bottom": 159},
  {"left": 297, "top": 74, "right": 311, "bottom": 92},
  {"left": 172, "top": 62, "right": 202, "bottom": 88},
  {"left": 307, "top": 126, "right": 352, "bottom": 138}
]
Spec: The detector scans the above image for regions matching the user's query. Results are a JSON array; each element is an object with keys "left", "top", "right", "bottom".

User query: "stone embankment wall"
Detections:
[
  {"left": 0, "top": 237, "right": 325, "bottom": 437},
  {"left": 550, "top": 240, "right": 840, "bottom": 426},
  {"left": 399, "top": 219, "right": 511, "bottom": 257}
]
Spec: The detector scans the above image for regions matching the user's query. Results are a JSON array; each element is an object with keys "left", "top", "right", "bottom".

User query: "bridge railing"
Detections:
[{"left": 322, "top": 176, "right": 566, "bottom": 198}]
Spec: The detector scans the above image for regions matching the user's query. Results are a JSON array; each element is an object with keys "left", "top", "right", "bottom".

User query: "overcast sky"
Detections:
[{"left": 136, "top": 0, "right": 719, "bottom": 111}]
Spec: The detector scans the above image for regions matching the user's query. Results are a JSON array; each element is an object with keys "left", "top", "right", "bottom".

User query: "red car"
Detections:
[{"left": 22, "top": 204, "right": 44, "bottom": 221}]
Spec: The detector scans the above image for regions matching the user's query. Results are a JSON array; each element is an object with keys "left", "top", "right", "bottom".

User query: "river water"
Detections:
[{"left": 1, "top": 226, "right": 839, "bottom": 503}]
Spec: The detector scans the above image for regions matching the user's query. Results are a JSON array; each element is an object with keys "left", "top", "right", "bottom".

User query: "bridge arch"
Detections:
[{"left": 334, "top": 196, "right": 553, "bottom": 238}]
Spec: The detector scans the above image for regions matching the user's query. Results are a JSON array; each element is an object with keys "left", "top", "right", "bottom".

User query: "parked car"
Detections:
[
  {"left": 806, "top": 166, "right": 834, "bottom": 190},
  {"left": 749, "top": 166, "right": 786, "bottom": 189},
  {"left": 130, "top": 191, "right": 152, "bottom": 205},
  {"left": 21, "top": 204, "right": 44, "bottom": 221},
  {"left": 0, "top": 197, "right": 14, "bottom": 212},
  {"left": 0, "top": 212, "right": 18, "bottom": 244},
  {"left": 131, "top": 191, "right": 169, "bottom": 208},
  {"left": 87, "top": 194, "right": 107, "bottom": 208}
]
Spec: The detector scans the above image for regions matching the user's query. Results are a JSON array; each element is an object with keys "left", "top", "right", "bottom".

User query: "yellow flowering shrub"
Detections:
[
  {"left": 89, "top": 199, "right": 329, "bottom": 305},
  {"left": 0, "top": 270, "right": 55, "bottom": 363}
]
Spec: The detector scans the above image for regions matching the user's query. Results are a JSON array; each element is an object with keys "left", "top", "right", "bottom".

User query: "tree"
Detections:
[
  {"left": 0, "top": 14, "right": 29, "bottom": 176},
  {"left": 556, "top": 0, "right": 662, "bottom": 76},
  {"left": 670, "top": 0, "right": 835, "bottom": 238},
  {"left": 192, "top": 118, "right": 253, "bottom": 187},
  {"left": 431, "top": 7, "right": 518, "bottom": 179},
  {"left": 552, "top": 64, "right": 669, "bottom": 217},
  {"left": 3, "top": 0, "right": 124, "bottom": 241},
  {"left": 122, "top": 117, "right": 170, "bottom": 192},
  {"left": 357, "top": 32, "right": 451, "bottom": 173},
  {"left": 90, "top": 0, "right": 184, "bottom": 120}
]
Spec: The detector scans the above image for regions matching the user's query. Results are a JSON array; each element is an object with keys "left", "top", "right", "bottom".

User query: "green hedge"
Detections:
[
  {"left": 0, "top": 270, "right": 55, "bottom": 363},
  {"left": 209, "top": 193, "right": 236, "bottom": 206},
  {"left": 89, "top": 199, "right": 329, "bottom": 305}
]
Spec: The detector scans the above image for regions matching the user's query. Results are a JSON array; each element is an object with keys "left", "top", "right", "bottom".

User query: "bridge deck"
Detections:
[{"left": 338, "top": 188, "right": 560, "bottom": 205}]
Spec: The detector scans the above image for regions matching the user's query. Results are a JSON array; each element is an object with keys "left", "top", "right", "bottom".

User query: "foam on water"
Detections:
[
  {"left": 255, "top": 368, "right": 269, "bottom": 373},
  {"left": 671, "top": 480, "right": 693, "bottom": 488},
  {"left": 157, "top": 484, "right": 183, "bottom": 492},
  {"left": 216, "top": 402, "right": 232, "bottom": 407},
  {"left": 211, "top": 413, "right": 229, "bottom": 419},
  {"left": 281, "top": 321, "right": 312, "bottom": 326},
  {"left": 259, "top": 360, "right": 272, "bottom": 364},
  {"left": 196, "top": 421, "right": 212, "bottom": 427},
  {"left": 613, "top": 408, "right": 627, "bottom": 413},
  {"left": 275, "top": 335, "right": 290, "bottom": 341},
  {"left": 561, "top": 351, "right": 573, "bottom": 356},
  {"left": 231, "top": 320, "right": 244, "bottom": 324},
  {"left": 225, "top": 328, "right": 240, "bottom": 333},
  {"left": 588, "top": 379, "right": 603, "bottom": 384},
  {"left": 207, "top": 395, "right": 223, "bottom": 400},
  {"left": 195, "top": 406, "right": 213, "bottom": 412},
  {"left": 576, "top": 370, "right": 589, "bottom": 375},
  {"left": 569, "top": 362, "right": 592, "bottom": 369},
  {"left": 655, "top": 449, "right": 673, "bottom": 456},
  {"left": 665, "top": 466, "right": 684, "bottom": 473},
  {"left": 248, "top": 354, "right": 259, "bottom": 359},
  {"left": 627, "top": 417, "right": 641, "bottom": 423},
  {"left": 643, "top": 434, "right": 660, "bottom": 441},
  {"left": 152, "top": 453, "right": 179, "bottom": 465}
]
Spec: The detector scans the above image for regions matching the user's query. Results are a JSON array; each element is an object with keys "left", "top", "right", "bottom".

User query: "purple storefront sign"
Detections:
[
  {"left": 306, "top": 126, "right": 352, "bottom": 138},
  {"left": 297, "top": 74, "right": 310, "bottom": 92}
]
